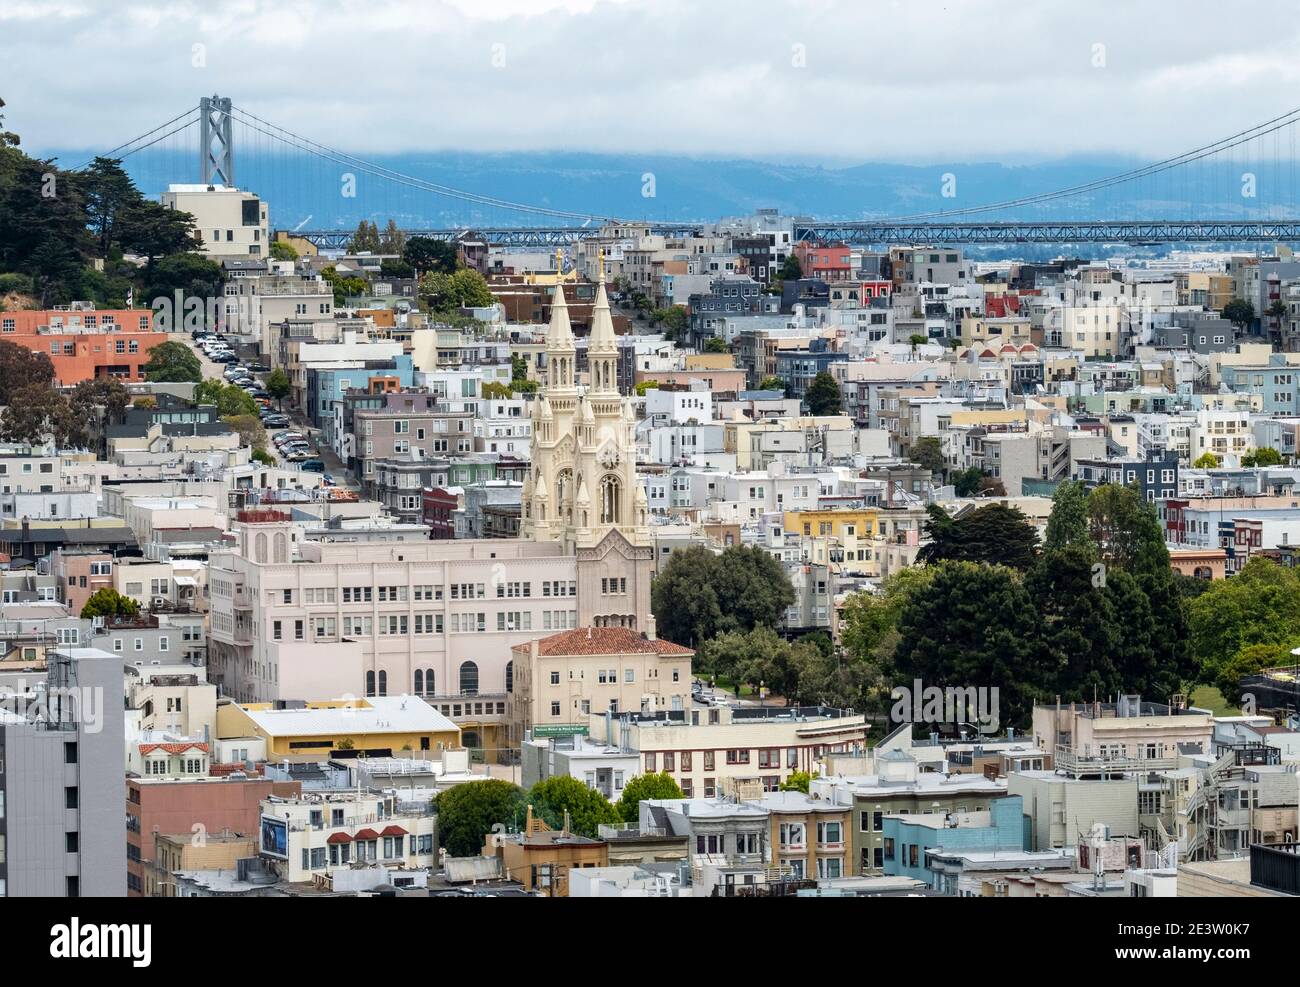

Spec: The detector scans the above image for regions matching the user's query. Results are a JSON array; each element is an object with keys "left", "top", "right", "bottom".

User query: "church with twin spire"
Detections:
[{"left": 519, "top": 262, "right": 654, "bottom": 631}]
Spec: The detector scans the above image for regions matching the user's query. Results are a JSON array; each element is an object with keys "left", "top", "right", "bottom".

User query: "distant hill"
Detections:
[{"left": 39, "top": 147, "right": 1286, "bottom": 259}]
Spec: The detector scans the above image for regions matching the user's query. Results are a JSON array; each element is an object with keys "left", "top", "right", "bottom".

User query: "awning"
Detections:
[
  {"left": 173, "top": 575, "right": 198, "bottom": 587},
  {"left": 353, "top": 828, "right": 380, "bottom": 840},
  {"left": 379, "top": 825, "right": 408, "bottom": 837},
  {"left": 326, "top": 832, "right": 353, "bottom": 844}
]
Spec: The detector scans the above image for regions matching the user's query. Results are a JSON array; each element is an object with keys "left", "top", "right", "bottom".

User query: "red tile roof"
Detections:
[
  {"left": 380, "top": 824, "right": 408, "bottom": 837},
  {"left": 327, "top": 832, "right": 354, "bottom": 844},
  {"left": 353, "top": 828, "right": 380, "bottom": 840},
  {"left": 513, "top": 626, "right": 694, "bottom": 658},
  {"left": 139, "top": 742, "right": 208, "bottom": 756}
]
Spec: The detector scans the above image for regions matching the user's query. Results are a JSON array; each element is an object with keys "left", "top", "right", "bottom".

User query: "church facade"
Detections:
[
  {"left": 208, "top": 275, "right": 655, "bottom": 760},
  {"left": 522, "top": 277, "right": 655, "bottom": 633}
]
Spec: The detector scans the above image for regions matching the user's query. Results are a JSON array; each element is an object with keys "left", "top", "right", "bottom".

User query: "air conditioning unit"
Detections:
[{"left": 151, "top": 596, "right": 168, "bottom": 609}]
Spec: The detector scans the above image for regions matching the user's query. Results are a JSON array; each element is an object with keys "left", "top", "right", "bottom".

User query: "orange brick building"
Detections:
[{"left": 1, "top": 308, "right": 167, "bottom": 386}]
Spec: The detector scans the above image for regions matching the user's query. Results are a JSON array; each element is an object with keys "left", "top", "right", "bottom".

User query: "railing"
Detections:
[
  {"left": 1053, "top": 745, "right": 1177, "bottom": 776},
  {"left": 1250, "top": 843, "right": 1300, "bottom": 896},
  {"left": 598, "top": 823, "right": 666, "bottom": 840}
]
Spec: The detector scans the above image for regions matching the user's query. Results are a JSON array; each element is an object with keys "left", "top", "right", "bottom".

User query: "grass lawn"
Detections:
[{"left": 1189, "top": 685, "right": 1240, "bottom": 717}]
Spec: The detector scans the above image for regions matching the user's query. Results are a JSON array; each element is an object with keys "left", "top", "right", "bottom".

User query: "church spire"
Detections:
[
  {"left": 546, "top": 280, "right": 576, "bottom": 393},
  {"left": 588, "top": 255, "right": 618, "bottom": 395}
]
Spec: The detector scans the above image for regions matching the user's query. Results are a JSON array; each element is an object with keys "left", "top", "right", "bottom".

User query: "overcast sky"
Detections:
[{"left": 6, "top": 0, "right": 1300, "bottom": 164}]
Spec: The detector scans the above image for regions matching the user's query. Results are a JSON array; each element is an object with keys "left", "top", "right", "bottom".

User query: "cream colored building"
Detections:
[
  {"left": 509, "top": 626, "right": 693, "bottom": 744},
  {"left": 161, "top": 184, "right": 269, "bottom": 259},
  {"left": 587, "top": 704, "right": 868, "bottom": 799}
]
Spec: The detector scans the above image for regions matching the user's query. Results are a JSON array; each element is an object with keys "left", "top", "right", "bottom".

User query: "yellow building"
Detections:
[
  {"left": 783, "top": 508, "right": 879, "bottom": 540},
  {"left": 216, "top": 696, "right": 461, "bottom": 758}
]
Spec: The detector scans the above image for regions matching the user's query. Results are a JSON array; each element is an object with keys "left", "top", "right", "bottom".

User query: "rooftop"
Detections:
[{"left": 515, "top": 626, "right": 694, "bottom": 658}]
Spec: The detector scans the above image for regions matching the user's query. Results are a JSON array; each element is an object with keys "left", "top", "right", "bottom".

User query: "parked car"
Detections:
[{"left": 300, "top": 459, "right": 325, "bottom": 472}]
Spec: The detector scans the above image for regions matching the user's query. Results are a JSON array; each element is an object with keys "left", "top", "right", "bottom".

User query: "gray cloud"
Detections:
[{"left": 5, "top": 0, "right": 1300, "bottom": 163}]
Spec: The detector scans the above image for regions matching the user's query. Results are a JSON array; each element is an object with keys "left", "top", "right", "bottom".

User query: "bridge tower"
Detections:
[{"left": 199, "top": 94, "right": 234, "bottom": 186}]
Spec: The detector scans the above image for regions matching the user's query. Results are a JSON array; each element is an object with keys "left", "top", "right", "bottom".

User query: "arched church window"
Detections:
[{"left": 600, "top": 474, "right": 622, "bottom": 525}]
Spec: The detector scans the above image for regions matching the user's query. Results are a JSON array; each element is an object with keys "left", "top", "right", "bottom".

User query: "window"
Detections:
[{"left": 459, "top": 661, "right": 479, "bottom": 696}]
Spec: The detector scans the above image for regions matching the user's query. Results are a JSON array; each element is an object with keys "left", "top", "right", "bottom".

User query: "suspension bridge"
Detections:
[{"left": 76, "top": 95, "right": 1300, "bottom": 248}]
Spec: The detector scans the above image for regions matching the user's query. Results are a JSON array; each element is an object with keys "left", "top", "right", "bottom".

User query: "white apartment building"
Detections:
[
  {"left": 257, "top": 792, "right": 437, "bottom": 884},
  {"left": 161, "top": 184, "right": 269, "bottom": 259},
  {"left": 1190, "top": 409, "right": 1255, "bottom": 463}
]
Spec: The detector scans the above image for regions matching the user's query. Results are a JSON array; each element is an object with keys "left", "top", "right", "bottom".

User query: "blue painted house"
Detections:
[{"left": 882, "top": 794, "right": 1028, "bottom": 887}]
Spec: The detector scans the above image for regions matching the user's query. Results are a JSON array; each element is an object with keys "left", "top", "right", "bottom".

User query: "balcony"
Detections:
[{"left": 1054, "top": 744, "right": 1176, "bottom": 777}]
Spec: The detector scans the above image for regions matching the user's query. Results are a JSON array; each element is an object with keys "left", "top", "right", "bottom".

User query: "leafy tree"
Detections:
[
  {"left": 951, "top": 466, "right": 984, "bottom": 497},
  {"left": 222, "top": 413, "right": 267, "bottom": 452},
  {"left": 1188, "top": 558, "right": 1300, "bottom": 697},
  {"left": 347, "top": 220, "right": 380, "bottom": 254},
  {"left": 525, "top": 776, "right": 620, "bottom": 838},
  {"left": 482, "top": 381, "right": 512, "bottom": 400},
  {"left": 1192, "top": 452, "right": 1221, "bottom": 469},
  {"left": 320, "top": 265, "right": 368, "bottom": 306},
  {"left": 704, "top": 336, "right": 729, "bottom": 353},
  {"left": 269, "top": 240, "right": 298, "bottom": 261},
  {"left": 1027, "top": 544, "right": 1119, "bottom": 698},
  {"left": 0, "top": 384, "right": 84, "bottom": 447},
  {"left": 1221, "top": 298, "right": 1255, "bottom": 331},
  {"left": 917, "top": 502, "right": 1039, "bottom": 572},
  {"left": 839, "top": 568, "right": 935, "bottom": 689},
  {"left": 778, "top": 254, "right": 802, "bottom": 282},
  {"left": 616, "top": 772, "right": 684, "bottom": 822},
  {"left": 780, "top": 771, "right": 817, "bottom": 793},
  {"left": 650, "top": 305, "right": 688, "bottom": 340},
  {"left": 80, "top": 157, "right": 139, "bottom": 258},
  {"left": 1043, "top": 480, "right": 1091, "bottom": 554},
  {"left": 909, "top": 436, "right": 945, "bottom": 476},
  {"left": 80, "top": 587, "right": 140, "bottom": 620},
  {"left": 143, "top": 340, "right": 202, "bottom": 383},
  {"left": 420, "top": 268, "right": 494, "bottom": 313},
  {"left": 758, "top": 375, "right": 785, "bottom": 393},
  {"left": 652, "top": 544, "right": 794, "bottom": 647},
  {"left": 634, "top": 380, "right": 660, "bottom": 396},
  {"left": 195, "top": 379, "right": 257, "bottom": 417},
  {"left": 379, "top": 219, "right": 406, "bottom": 256},
  {"left": 379, "top": 258, "right": 413, "bottom": 279},
  {"left": 1267, "top": 299, "right": 1288, "bottom": 320},
  {"left": 143, "top": 253, "right": 222, "bottom": 308},
  {"left": 1242, "top": 446, "right": 1283, "bottom": 467},
  {"left": 0, "top": 339, "right": 54, "bottom": 404},
  {"left": 403, "top": 236, "right": 458, "bottom": 275},
  {"left": 251, "top": 448, "right": 275, "bottom": 466},
  {"left": 1086, "top": 483, "right": 1192, "bottom": 689},
  {"left": 434, "top": 779, "right": 525, "bottom": 857},
  {"left": 118, "top": 197, "right": 202, "bottom": 271},
  {"left": 265, "top": 368, "right": 291, "bottom": 408},
  {"left": 895, "top": 560, "right": 1047, "bottom": 728},
  {"left": 804, "top": 371, "right": 842, "bottom": 415}
]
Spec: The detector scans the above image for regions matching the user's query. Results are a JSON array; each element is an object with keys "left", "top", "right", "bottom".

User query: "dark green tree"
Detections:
[
  {"left": 616, "top": 772, "right": 684, "bottom": 823},
  {"left": 265, "top": 368, "right": 291, "bottom": 408},
  {"left": 909, "top": 436, "right": 945, "bottom": 476},
  {"left": 895, "top": 560, "right": 1047, "bottom": 728},
  {"left": 434, "top": 779, "right": 525, "bottom": 857},
  {"left": 80, "top": 587, "right": 140, "bottom": 620},
  {"left": 143, "top": 340, "right": 202, "bottom": 383},
  {"left": 804, "top": 371, "right": 842, "bottom": 415},
  {"left": 778, "top": 254, "right": 802, "bottom": 282},
  {"left": 403, "top": 236, "right": 458, "bottom": 274},
  {"left": 525, "top": 776, "right": 620, "bottom": 838},
  {"left": 1026, "top": 544, "right": 1119, "bottom": 698},
  {"left": 1221, "top": 298, "right": 1255, "bottom": 331},
  {"left": 1043, "top": 480, "right": 1091, "bottom": 554},
  {"left": 917, "top": 502, "right": 1038, "bottom": 572},
  {"left": 0, "top": 339, "right": 54, "bottom": 404}
]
